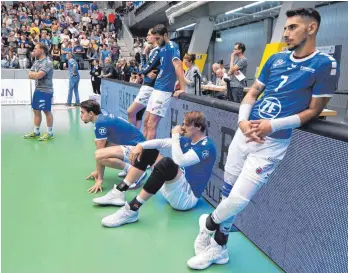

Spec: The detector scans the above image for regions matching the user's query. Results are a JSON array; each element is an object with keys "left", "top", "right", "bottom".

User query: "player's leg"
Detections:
[
  {"left": 93, "top": 149, "right": 160, "bottom": 207},
  {"left": 39, "top": 92, "right": 54, "bottom": 141},
  {"left": 188, "top": 139, "right": 289, "bottom": 270},
  {"left": 73, "top": 77, "right": 80, "bottom": 105},
  {"left": 135, "top": 108, "right": 146, "bottom": 130},
  {"left": 67, "top": 78, "right": 74, "bottom": 106},
  {"left": 146, "top": 113, "right": 161, "bottom": 140},
  {"left": 142, "top": 110, "right": 151, "bottom": 138},
  {"left": 95, "top": 145, "right": 130, "bottom": 170},
  {"left": 24, "top": 91, "right": 44, "bottom": 139},
  {"left": 127, "top": 101, "right": 144, "bottom": 127},
  {"left": 101, "top": 156, "right": 181, "bottom": 228}
]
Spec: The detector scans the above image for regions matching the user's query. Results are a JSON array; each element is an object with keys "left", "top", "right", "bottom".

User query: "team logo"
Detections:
[
  {"left": 258, "top": 97, "right": 282, "bottom": 119},
  {"left": 256, "top": 164, "right": 274, "bottom": 175},
  {"left": 202, "top": 150, "right": 209, "bottom": 160},
  {"left": 300, "top": 66, "right": 315, "bottom": 73},
  {"left": 287, "top": 64, "right": 297, "bottom": 70},
  {"left": 99, "top": 127, "right": 107, "bottom": 135},
  {"left": 272, "top": 59, "right": 285, "bottom": 68}
]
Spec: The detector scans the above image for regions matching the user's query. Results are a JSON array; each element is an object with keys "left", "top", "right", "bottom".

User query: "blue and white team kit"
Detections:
[
  {"left": 147, "top": 136, "right": 216, "bottom": 210},
  {"left": 226, "top": 50, "right": 340, "bottom": 181},
  {"left": 134, "top": 46, "right": 161, "bottom": 106},
  {"left": 31, "top": 57, "right": 54, "bottom": 111},
  {"left": 145, "top": 41, "right": 181, "bottom": 117},
  {"left": 94, "top": 113, "right": 146, "bottom": 162}
]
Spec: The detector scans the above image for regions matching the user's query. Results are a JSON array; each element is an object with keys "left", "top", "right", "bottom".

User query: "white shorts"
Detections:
[
  {"left": 145, "top": 89, "right": 172, "bottom": 118},
  {"left": 225, "top": 129, "right": 290, "bottom": 182},
  {"left": 160, "top": 174, "right": 199, "bottom": 211},
  {"left": 120, "top": 145, "right": 134, "bottom": 163},
  {"left": 134, "top": 85, "right": 154, "bottom": 106}
]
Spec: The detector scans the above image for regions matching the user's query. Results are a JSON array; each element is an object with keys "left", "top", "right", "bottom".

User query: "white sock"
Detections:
[
  {"left": 123, "top": 163, "right": 131, "bottom": 172},
  {"left": 47, "top": 127, "right": 53, "bottom": 135},
  {"left": 136, "top": 195, "right": 145, "bottom": 204},
  {"left": 124, "top": 179, "right": 132, "bottom": 186},
  {"left": 34, "top": 126, "right": 40, "bottom": 134}
]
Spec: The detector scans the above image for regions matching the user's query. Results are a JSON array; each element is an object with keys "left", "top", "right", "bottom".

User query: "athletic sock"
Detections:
[
  {"left": 34, "top": 127, "right": 40, "bottom": 134},
  {"left": 116, "top": 179, "right": 132, "bottom": 192},
  {"left": 128, "top": 195, "right": 145, "bottom": 211},
  {"left": 206, "top": 214, "right": 219, "bottom": 231},
  {"left": 123, "top": 163, "right": 131, "bottom": 172},
  {"left": 47, "top": 127, "right": 53, "bottom": 135}
]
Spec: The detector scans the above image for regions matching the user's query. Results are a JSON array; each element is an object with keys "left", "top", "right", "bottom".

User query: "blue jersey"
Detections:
[
  {"left": 68, "top": 58, "right": 79, "bottom": 78},
  {"left": 180, "top": 136, "right": 216, "bottom": 198},
  {"left": 250, "top": 50, "right": 340, "bottom": 139},
  {"left": 154, "top": 41, "right": 181, "bottom": 92},
  {"left": 140, "top": 46, "right": 161, "bottom": 86},
  {"left": 94, "top": 114, "right": 146, "bottom": 145}
]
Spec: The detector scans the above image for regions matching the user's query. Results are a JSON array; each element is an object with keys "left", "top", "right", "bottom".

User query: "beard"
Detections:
[{"left": 287, "top": 36, "right": 307, "bottom": 51}]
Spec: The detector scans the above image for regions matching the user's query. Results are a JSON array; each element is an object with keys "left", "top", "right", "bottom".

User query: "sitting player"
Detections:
[
  {"left": 92, "top": 111, "right": 217, "bottom": 228},
  {"left": 80, "top": 100, "right": 147, "bottom": 193}
]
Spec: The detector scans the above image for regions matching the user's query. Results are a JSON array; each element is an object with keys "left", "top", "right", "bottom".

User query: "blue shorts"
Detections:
[{"left": 32, "top": 90, "right": 53, "bottom": 112}]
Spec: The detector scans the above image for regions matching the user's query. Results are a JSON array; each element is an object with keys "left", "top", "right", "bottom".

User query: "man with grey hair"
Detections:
[
  {"left": 24, "top": 43, "right": 54, "bottom": 141},
  {"left": 66, "top": 53, "right": 80, "bottom": 106},
  {"left": 100, "top": 57, "right": 115, "bottom": 79}
]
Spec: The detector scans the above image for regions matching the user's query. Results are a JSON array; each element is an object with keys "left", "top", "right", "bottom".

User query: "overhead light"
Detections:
[
  {"left": 225, "top": 1, "right": 265, "bottom": 15},
  {"left": 216, "top": 32, "right": 223, "bottom": 42},
  {"left": 176, "top": 23, "right": 196, "bottom": 31}
]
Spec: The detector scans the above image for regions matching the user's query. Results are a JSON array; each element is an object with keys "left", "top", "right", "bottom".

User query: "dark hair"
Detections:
[
  {"left": 81, "top": 100, "right": 102, "bottom": 115},
  {"left": 184, "top": 111, "right": 207, "bottom": 132},
  {"left": 151, "top": 24, "right": 168, "bottom": 36},
  {"left": 218, "top": 59, "right": 223, "bottom": 65},
  {"left": 235, "top": 42, "right": 246, "bottom": 53},
  {"left": 37, "top": 42, "right": 49, "bottom": 56},
  {"left": 183, "top": 53, "right": 196, "bottom": 63},
  {"left": 286, "top": 8, "right": 321, "bottom": 28}
]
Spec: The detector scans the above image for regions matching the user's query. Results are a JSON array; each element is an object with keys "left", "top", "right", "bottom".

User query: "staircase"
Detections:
[{"left": 117, "top": 38, "right": 134, "bottom": 61}]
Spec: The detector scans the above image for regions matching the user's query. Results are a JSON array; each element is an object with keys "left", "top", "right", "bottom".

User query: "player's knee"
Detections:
[
  {"left": 154, "top": 157, "right": 179, "bottom": 181},
  {"left": 133, "top": 149, "right": 159, "bottom": 171},
  {"left": 147, "top": 119, "right": 158, "bottom": 131},
  {"left": 224, "top": 191, "right": 250, "bottom": 215},
  {"left": 127, "top": 108, "right": 135, "bottom": 118},
  {"left": 94, "top": 150, "right": 103, "bottom": 161},
  {"left": 222, "top": 172, "right": 238, "bottom": 198}
]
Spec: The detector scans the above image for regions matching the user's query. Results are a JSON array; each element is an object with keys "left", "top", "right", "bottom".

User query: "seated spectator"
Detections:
[
  {"left": 81, "top": 13, "right": 91, "bottom": 32},
  {"left": 51, "top": 45, "right": 61, "bottom": 69},
  {"left": 110, "top": 43, "right": 120, "bottom": 65},
  {"left": 136, "top": 73, "right": 144, "bottom": 85},
  {"left": 86, "top": 43, "right": 99, "bottom": 68},
  {"left": 51, "top": 32, "right": 60, "bottom": 48},
  {"left": 100, "top": 57, "right": 115, "bottom": 79},
  {"left": 99, "top": 43, "right": 111, "bottom": 66},
  {"left": 129, "top": 71, "right": 137, "bottom": 83},
  {"left": 72, "top": 40, "right": 85, "bottom": 69},
  {"left": 40, "top": 31, "right": 51, "bottom": 49},
  {"left": 3, "top": 49, "right": 19, "bottom": 68}
]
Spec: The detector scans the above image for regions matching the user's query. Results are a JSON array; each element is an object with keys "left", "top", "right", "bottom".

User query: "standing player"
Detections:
[
  {"left": 143, "top": 24, "right": 185, "bottom": 140},
  {"left": 80, "top": 100, "right": 147, "bottom": 193},
  {"left": 187, "top": 8, "right": 340, "bottom": 270},
  {"left": 92, "top": 112, "right": 216, "bottom": 228},
  {"left": 24, "top": 43, "right": 54, "bottom": 141},
  {"left": 127, "top": 27, "right": 161, "bottom": 129}
]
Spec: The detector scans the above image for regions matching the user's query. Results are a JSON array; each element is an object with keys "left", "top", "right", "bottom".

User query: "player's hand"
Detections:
[
  {"left": 147, "top": 70, "right": 157, "bottom": 79},
  {"left": 129, "top": 144, "right": 143, "bottom": 166},
  {"left": 239, "top": 120, "right": 265, "bottom": 144},
  {"left": 88, "top": 179, "right": 103, "bottom": 194},
  {"left": 86, "top": 170, "right": 98, "bottom": 180},
  {"left": 171, "top": 125, "right": 184, "bottom": 136},
  {"left": 244, "top": 119, "right": 273, "bottom": 143},
  {"left": 173, "top": 90, "right": 184, "bottom": 98}
]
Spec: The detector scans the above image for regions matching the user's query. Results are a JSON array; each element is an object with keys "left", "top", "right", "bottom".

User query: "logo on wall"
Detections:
[
  {"left": 99, "top": 127, "right": 107, "bottom": 135},
  {"left": 258, "top": 97, "right": 282, "bottom": 119}
]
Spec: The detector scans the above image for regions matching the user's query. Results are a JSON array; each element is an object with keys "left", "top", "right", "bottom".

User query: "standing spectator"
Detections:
[
  {"left": 17, "top": 42, "right": 29, "bottom": 69},
  {"left": 80, "top": 34, "right": 90, "bottom": 58},
  {"left": 86, "top": 43, "right": 99, "bottom": 68},
  {"left": 81, "top": 13, "right": 90, "bottom": 32},
  {"left": 114, "top": 16, "right": 122, "bottom": 38},
  {"left": 183, "top": 53, "right": 201, "bottom": 95},
  {"left": 228, "top": 42, "right": 248, "bottom": 103},
  {"left": 108, "top": 12, "right": 116, "bottom": 32},
  {"left": 90, "top": 59, "right": 102, "bottom": 95},
  {"left": 99, "top": 44, "right": 111, "bottom": 66},
  {"left": 74, "top": 10, "right": 81, "bottom": 25},
  {"left": 72, "top": 40, "right": 85, "bottom": 69},
  {"left": 91, "top": 10, "right": 99, "bottom": 28},
  {"left": 101, "top": 12, "right": 107, "bottom": 31},
  {"left": 51, "top": 45, "right": 61, "bottom": 69},
  {"left": 51, "top": 31, "right": 60, "bottom": 48},
  {"left": 40, "top": 31, "right": 51, "bottom": 50},
  {"left": 110, "top": 43, "right": 120, "bottom": 65},
  {"left": 66, "top": 52, "right": 80, "bottom": 106},
  {"left": 61, "top": 40, "right": 71, "bottom": 70}
]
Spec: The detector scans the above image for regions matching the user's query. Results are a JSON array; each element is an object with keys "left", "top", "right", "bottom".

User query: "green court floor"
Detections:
[{"left": 1, "top": 106, "right": 283, "bottom": 273}]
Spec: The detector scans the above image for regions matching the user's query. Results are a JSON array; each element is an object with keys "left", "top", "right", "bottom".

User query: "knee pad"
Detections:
[
  {"left": 143, "top": 157, "right": 179, "bottom": 195},
  {"left": 136, "top": 108, "right": 145, "bottom": 121},
  {"left": 133, "top": 149, "right": 159, "bottom": 171}
]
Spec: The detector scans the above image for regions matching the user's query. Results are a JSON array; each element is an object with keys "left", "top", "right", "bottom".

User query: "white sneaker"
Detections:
[
  {"left": 128, "top": 171, "right": 147, "bottom": 190},
  {"left": 194, "top": 214, "right": 214, "bottom": 255},
  {"left": 187, "top": 238, "right": 229, "bottom": 270},
  {"left": 118, "top": 170, "right": 127, "bottom": 178},
  {"left": 92, "top": 185, "right": 126, "bottom": 206},
  {"left": 101, "top": 203, "right": 139, "bottom": 228}
]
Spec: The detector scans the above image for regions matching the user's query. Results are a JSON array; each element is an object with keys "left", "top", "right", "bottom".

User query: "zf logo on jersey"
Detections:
[
  {"left": 99, "top": 127, "right": 107, "bottom": 135},
  {"left": 272, "top": 59, "right": 285, "bottom": 68},
  {"left": 258, "top": 97, "right": 282, "bottom": 119},
  {"left": 202, "top": 150, "right": 209, "bottom": 160}
]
